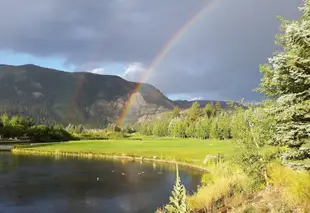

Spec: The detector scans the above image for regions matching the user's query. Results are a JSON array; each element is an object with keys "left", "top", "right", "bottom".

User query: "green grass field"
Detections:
[{"left": 15, "top": 136, "right": 235, "bottom": 163}]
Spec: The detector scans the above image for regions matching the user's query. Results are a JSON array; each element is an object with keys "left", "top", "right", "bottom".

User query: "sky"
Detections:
[{"left": 0, "top": 0, "right": 304, "bottom": 101}]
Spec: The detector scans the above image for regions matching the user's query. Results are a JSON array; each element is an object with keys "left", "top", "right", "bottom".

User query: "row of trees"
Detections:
[
  {"left": 0, "top": 113, "right": 73, "bottom": 142},
  {"left": 135, "top": 101, "right": 255, "bottom": 140}
]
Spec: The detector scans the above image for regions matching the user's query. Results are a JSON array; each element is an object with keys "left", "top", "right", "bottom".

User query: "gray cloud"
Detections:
[{"left": 0, "top": 0, "right": 304, "bottom": 101}]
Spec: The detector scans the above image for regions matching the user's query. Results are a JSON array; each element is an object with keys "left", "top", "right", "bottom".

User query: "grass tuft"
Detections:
[
  {"left": 188, "top": 162, "right": 253, "bottom": 212},
  {"left": 267, "top": 163, "right": 310, "bottom": 211}
]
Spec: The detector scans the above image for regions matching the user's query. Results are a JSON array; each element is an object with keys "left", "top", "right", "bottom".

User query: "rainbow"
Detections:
[{"left": 117, "top": 0, "right": 218, "bottom": 127}]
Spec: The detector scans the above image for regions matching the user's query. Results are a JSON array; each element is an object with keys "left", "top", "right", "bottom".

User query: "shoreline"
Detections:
[{"left": 12, "top": 148, "right": 210, "bottom": 172}]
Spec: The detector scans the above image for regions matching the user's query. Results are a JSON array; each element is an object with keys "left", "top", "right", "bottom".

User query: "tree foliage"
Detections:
[
  {"left": 186, "top": 101, "right": 202, "bottom": 123},
  {"left": 172, "top": 106, "right": 181, "bottom": 118},
  {"left": 0, "top": 113, "right": 73, "bottom": 142},
  {"left": 257, "top": 0, "right": 310, "bottom": 161}
]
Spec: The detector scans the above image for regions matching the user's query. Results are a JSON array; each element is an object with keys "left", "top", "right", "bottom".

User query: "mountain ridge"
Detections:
[{"left": 0, "top": 64, "right": 237, "bottom": 127}]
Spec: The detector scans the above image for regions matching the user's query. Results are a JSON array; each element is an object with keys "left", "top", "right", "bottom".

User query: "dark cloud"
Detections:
[{"left": 0, "top": 0, "right": 304, "bottom": 100}]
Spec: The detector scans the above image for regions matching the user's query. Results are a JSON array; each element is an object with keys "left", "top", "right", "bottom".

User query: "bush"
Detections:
[{"left": 26, "top": 125, "right": 73, "bottom": 142}]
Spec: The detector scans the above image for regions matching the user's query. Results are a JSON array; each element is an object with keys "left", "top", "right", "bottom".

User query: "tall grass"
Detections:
[
  {"left": 267, "top": 163, "right": 310, "bottom": 211},
  {"left": 188, "top": 162, "right": 253, "bottom": 212}
]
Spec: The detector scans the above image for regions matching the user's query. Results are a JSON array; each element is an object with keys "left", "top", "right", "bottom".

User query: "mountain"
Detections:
[
  {"left": 0, "top": 64, "right": 238, "bottom": 128},
  {"left": 0, "top": 64, "right": 175, "bottom": 128}
]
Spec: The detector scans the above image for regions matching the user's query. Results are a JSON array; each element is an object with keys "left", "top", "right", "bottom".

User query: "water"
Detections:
[{"left": 0, "top": 153, "right": 203, "bottom": 213}]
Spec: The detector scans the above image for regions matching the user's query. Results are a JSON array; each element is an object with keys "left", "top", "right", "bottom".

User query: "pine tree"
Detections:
[
  {"left": 165, "top": 165, "right": 191, "bottom": 213},
  {"left": 152, "top": 122, "right": 161, "bottom": 136},
  {"left": 187, "top": 101, "right": 201, "bottom": 123},
  {"left": 198, "top": 118, "right": 211, "bottom": 139},
  {"left": 210, "top": 117, "right": 219, "bottom": 139},
  {"left": 172, "top": 106, "right": 181, "bottom": 118},
  {"left": 203, "top": 103, "right": 213, "bottom": 118},
  {"left": 177, "top": 120, "right": 187, "bottom": 138},
  {"left": 168, "top": 118, "right": 178, "bottom": 137},
  {"left": 214, "top": 101, "right": 222, "bottom": 116},
  {"left": 185, "top": 122, "right": 195, "bottom": 138},
  {"left": 257, "top": 1, "right": 310, "bottom": 162}
]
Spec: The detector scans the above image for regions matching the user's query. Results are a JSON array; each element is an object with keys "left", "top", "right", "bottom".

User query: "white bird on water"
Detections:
[
  {"left": 96, "top": 177, "right": 100, "bottom": 181},
  {"left": 121, "top": 173, "right": 126, "bottom": 176}
]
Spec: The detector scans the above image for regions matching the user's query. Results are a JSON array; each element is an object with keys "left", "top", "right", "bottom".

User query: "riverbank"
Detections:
[
  {"left": 12, "top": 148, "right": 212, "bottom": 172},
  {"left": 12, "top": 137, "right": 234, "bottom": 172}
]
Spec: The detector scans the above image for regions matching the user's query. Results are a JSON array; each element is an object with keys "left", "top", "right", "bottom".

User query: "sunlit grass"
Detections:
[
  {"left": 267, "top": 163, "right": 310, "bottom": 211},
  {"left": 188, "top": 162, "right": 253, "bottom": 212},
  {"left": 13, "top": 136, "right": 235, "bottom": 164}
]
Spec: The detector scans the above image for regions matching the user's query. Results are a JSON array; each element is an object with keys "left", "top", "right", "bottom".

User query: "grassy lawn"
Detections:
[{"left": 15, "top": 136, "right": 235, "bottom": 163}]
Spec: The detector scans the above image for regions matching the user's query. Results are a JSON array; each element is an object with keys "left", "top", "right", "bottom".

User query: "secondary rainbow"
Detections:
[{"left": 117, "top": 0, "right": 218, "bottom": 127}]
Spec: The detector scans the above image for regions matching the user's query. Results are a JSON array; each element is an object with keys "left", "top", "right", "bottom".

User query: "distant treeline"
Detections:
[
  {"left": 0, "top": 113, "right": 127, "bottom": 143},
  {"left": 0, "top": 113, "right": 73, "bottom": 142},
  {"left": 133, "top": 101, "right": 269, "bottom": 141}
]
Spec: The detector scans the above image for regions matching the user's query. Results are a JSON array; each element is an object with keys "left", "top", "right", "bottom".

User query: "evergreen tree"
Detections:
[
  {"left": 169, "top": 118, "right": 178, "bottom": 137},
  {"left": 214, "top": 101, "right": 222, "bottom": 116},
  {"left": 187, "top": 101, "right": 201, "bottom": 123},
  {"left": 210, "top": 117, "right": 219, "bottom": 139},
  {"left": 203, "top": 103, "right": 213, "bottom": 118},
  {"left": 165, "top": 165, "right": 191, "bottom": 213},
  {"left": 176, "top": 120, "right": 187, "bottom": 138},
  {"left": 198, "top": 118, "right": 211, "bottom": 139},
  {"left": 152, "top": 122, "right": 161, "bottom": 136},
  {"left": 218, "top": 114, "right": 231, "bottom": 139},
  {"left": 172, "top": 106, "right": 181, "bottom": 118},
  {"left": 185, "top": 122, "right": 195, "bottom": 138},
  {"left": 257, "top": 1, "right": 310, "bottom": 162},
  {"left": 194, "top": 119, "right": 202, "bottom": 138}
]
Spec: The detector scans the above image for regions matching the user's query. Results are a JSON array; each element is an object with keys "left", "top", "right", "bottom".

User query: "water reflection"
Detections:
[{"left": 0, "top": 153, "right": 203, "bottom": 213}]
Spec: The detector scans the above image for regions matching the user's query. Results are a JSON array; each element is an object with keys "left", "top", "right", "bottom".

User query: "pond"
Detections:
[{"left": 0, "top": 153, "right": 203, "bottom": 213}]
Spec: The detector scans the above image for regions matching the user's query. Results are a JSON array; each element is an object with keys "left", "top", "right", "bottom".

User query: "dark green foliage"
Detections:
[
  {"left": 0, "top": 113, "right": 73, "bottom": 142},
  {"left": 186, "top": 101, "right": 202, "bottom": 123},
  {"left": 257, "top": 0, "right": 310, "bottom": 162}
]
